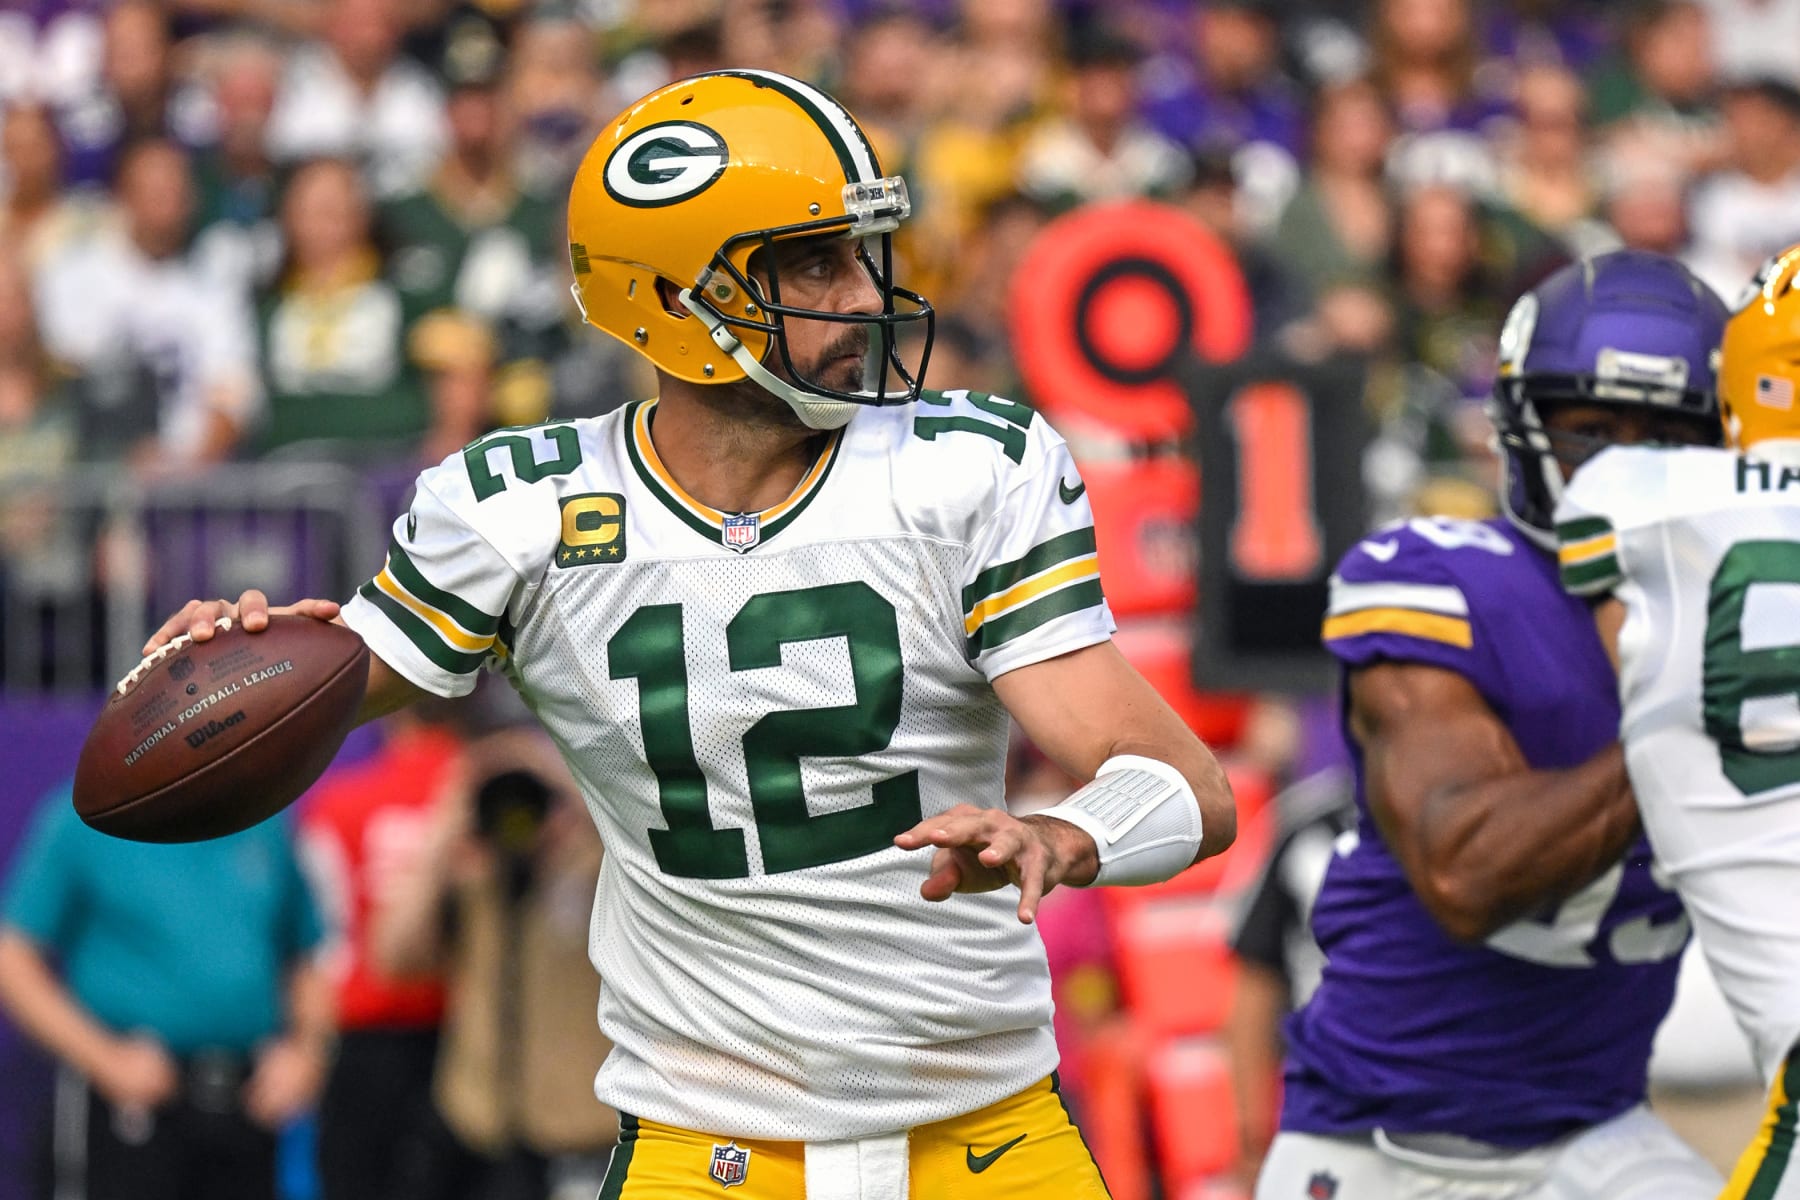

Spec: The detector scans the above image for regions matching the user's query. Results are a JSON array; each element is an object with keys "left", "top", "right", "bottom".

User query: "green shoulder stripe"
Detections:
[
  {"left": 964, "top": 527, "right": 1097, "bottom": 612},
  {"left": 386, "top": 540, "right": 500, "bottom": 636},
  {"left": 967, "top": 578, "right": 1105, "bottom": 658},
  {"left": 1560, "top": 554, "right": 1623, "bottom": 595},
  {"left": 1556, "top": 515, "right": 1615, "bottom": 543},
  {"left": 358, "top": 582, "right": 489, "bottom": 675}
]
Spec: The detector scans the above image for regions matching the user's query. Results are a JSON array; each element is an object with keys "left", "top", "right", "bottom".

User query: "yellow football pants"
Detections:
[
  {"left": 1721, "top": 1050, "right": 1800, "bottom": 1200},
  {"left": 598, "top": 1074, "right": 1111, "bottom": 1198}
]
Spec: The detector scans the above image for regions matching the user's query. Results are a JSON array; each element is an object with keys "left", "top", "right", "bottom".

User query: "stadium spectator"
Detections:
[
  {"left": 373, "top": 728, "right": 616, "bottom": 1200},
  {"left": 1390, "top": 182, "right": 1504, "bottom": 398},
  {"left": 1143, "top": 0, "right": 1306, "bottom": 167},
  {"left": 719, "top": 0, "right": 845, "bottom": 93},
  {"left": 835, "top": 6, "right": 941, "bottom": 179},
  {"left": 1685, "top": 77, "right": 1800, "bottom": 296},
  {"left": 33, "top": 138, "right": 261, "bottom": 468},
  {"left": 1695, "top": 0, "right": 1800, "bottom": 87},
  {"left": 1268, "top": 77, "right": 1397, "bottom": 303},
  {"left": 409, "top": 309, "right": 497, "bottom": 457},
  {"left": 266, "top": 0, "right": 448, "bottom": 197},
  {"left": 1496, "top": 63, "right": 1609, "bottom": 256},
  {"left": 0, "top": 251, "right": 74, "bottom": 589},
  {"left": 257, "top": 157, "right": 423, "bottom": 459},
  {"left": 57, "top": 0, "right": 191, "bottom": 189},
  {"left": 0, "top": 781, "right": 328, "bottom": 1200},
  {"left": 935, "top": 190, "right": 1051, "bottom": 397},
  {"left": 190, "top": 35, "right": 288, "bottom": 295},
  {"left": 1479, "top": 0, "right": 1612, "bottom": 78},
  {"left": 1591, "top": 0, "right": 1724, "bottom": 179},
  {"left": 378, "top": 24, "right": 561, "bottom": 344},
  {"left": 1599, "top": 152, "right": 1694, "bottom": 258},
  {"left": 0, "top": 103, "right": 108, "bottom": 274},
  {"left": 504, "top": 16, "right": 609, "bottom": 194},
  {"left": 1017, "top": 30, "right": 1192, "bottom": 211},
  {"left": 1371, "top": 0, "right": 1510, "bottom": 192},
  {"left": 298, "top": 706, "right": 465, "bottom": 1200}
]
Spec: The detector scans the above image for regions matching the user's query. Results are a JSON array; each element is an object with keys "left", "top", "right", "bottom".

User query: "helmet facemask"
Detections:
[
  {"left": 678, "top": 176, "right": 935, "bottom": 430},
  {"left": 1490, "top": 370, "right": 1721, "bottom": 549}
]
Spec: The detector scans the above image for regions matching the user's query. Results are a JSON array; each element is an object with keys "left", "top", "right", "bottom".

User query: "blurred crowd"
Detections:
[
  {"left": 1, "top": 0, "right": 1795, "bottom": 1196},
  {"left": 0, "top": 0, "right": 1798, "bottom": 504}
]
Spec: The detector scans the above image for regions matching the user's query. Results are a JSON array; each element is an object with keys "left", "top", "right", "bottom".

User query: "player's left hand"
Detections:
[
  {"left": 242, "top": 1036, "right": 325, "bottom": 1129},
  {"left": 895, "top": 805, "right": 1100, "bottom": 925}
]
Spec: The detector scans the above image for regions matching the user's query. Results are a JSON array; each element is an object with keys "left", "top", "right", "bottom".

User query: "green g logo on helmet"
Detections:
[{"left": 603, "top": 122, "right": 730, "bottom": 208}]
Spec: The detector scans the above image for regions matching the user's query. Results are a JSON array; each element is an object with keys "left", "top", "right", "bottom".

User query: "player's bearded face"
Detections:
[{"left": 754, "top": 236, "right": 881, "bottom": 396}]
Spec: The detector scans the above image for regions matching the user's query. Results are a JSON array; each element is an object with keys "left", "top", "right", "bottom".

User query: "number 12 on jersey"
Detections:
[{"left": 608, "top": 582, "right": 923, "bottom": 879}]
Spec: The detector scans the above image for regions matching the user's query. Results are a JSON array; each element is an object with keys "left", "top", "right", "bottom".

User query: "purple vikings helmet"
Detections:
[{"left": 1489, "top": 250, "right": 1727, "bottom": 548}]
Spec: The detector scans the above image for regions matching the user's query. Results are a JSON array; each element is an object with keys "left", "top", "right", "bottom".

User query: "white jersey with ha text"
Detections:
[
  {"left": 340, "top": 389, "right": 1115, "bottom": 1139},
  {"left": 1556, "top": 443, "right": 1800, "bottom": 1085}
]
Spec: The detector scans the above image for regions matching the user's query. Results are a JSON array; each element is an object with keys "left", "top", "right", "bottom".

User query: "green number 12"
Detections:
[{"left": 607, "top": 582, "right": 922, "bottom": 879}]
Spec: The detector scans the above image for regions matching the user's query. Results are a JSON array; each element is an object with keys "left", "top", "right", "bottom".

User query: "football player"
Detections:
[
  {"left": 1254, "top": 251, "right": 1728, "bottom": 1199},
  {"left": 142, "top": 71, "right": 1235, "bottom": 1198},
  {"left": 1554, "top": 244, "right": 1800, "bottom": 1200}
]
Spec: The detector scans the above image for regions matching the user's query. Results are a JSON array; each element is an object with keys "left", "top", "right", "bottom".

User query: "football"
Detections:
[{"left": 73, "top": 615, "right": 370, "bottom": 843}]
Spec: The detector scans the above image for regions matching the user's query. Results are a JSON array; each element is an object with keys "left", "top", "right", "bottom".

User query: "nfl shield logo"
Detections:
[
  {"left": 709, "top": 1142, "right": 750, "bottom": 1189},
  {"left": 1306, "top": 1171, "right": 1338, "bottom": 1200},
  {"left": 721, "top": 513, "right": 761, "bottom": 553}
]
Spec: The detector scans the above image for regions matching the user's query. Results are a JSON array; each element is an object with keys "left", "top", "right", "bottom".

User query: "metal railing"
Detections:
[{"left": 0, "top": 464, "right": 392, "bottom": 694}]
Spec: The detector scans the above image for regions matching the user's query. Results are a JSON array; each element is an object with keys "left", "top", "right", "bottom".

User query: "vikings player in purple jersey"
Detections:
[{"left": 1255, "top": 251, "right": 1731, "bottom": 1199}]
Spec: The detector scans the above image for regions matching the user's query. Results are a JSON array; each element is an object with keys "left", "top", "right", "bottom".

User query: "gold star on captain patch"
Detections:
[
  {"left": 579, "top": 547, "right": 593, "bottom": 558},
  {"left": 559, "top": 550, "right": 573, "bottom": 563},
  {"left": 607, "top": 546, "right": 621, "bottom": 557}
]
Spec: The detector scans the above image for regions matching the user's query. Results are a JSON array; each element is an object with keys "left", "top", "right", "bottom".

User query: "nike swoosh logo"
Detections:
[
  {"left": 966, "top": 1133, "right": 1027, "bottom": 1173},
  {"left": 1361, "top": 539, "right": 1399, "bottom": 562},
  {"left": 1058, "top": 478, "right": 1086, "bottom": 504}
]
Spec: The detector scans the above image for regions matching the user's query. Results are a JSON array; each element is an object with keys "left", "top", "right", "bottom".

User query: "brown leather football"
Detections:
[{"left": 73, "top": 615, "right": 370, "bottom": 842}]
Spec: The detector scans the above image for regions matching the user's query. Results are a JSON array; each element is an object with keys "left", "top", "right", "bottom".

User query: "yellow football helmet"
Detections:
[
  {"left": 567, "top": 70, "right": 934, "bottom": 430},
  {"left": 1722, "top": 244, "right": 1800, "bottom": 450}
]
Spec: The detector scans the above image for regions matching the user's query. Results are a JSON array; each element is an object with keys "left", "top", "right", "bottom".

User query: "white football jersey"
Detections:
[
  {"left": 340, "top": 390, "right": 1115, "bottom": 1139},
  {"left": 1556, "top": 443, "right": 1800, "bottom": 1086}
]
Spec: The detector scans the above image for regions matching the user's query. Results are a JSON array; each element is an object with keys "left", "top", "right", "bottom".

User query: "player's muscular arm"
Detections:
[
  {"left": 142, "top": 590, "right": 428, "bottom": 727},
  {"left": 1351, "top": 661, "right": 1640, "bottom": 942},
  {"left": 996, "top": 640, "right": 1236, "bottom": 860},
  {"left": 896, "top": 641, "right": 1234, "bottom": 923}
]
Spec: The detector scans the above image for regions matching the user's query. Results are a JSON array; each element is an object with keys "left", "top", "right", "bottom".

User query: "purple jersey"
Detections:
[{"left": 1281, "top": 516, "right": 1689, "bottom": 1148}]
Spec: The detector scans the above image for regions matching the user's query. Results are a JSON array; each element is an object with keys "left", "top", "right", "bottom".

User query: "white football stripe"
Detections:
[{"left": 1327, "top": 578, "right": 1470, "bottom": 618}]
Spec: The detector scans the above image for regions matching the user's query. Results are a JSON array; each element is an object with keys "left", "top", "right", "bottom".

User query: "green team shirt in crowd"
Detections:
[{"left": 378, "top": 182, "right": 560, "bottom": 323}]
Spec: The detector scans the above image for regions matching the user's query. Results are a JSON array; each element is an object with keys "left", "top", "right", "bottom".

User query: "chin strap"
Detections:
[{"left": 678, "top": 286, "right": 889, "bottom": 432}]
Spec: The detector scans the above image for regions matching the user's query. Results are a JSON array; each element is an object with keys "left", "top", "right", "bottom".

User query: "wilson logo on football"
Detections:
[{"left": 604, "top": 122, "right": 730, "bottom": 208}]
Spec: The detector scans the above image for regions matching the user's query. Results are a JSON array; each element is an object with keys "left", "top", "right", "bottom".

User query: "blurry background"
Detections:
[{"left": 0, "top": 1, "right": 1788, "bottom": 1198}]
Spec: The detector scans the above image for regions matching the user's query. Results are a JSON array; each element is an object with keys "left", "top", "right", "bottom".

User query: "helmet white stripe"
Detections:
[{"left": 731, "top": 68, "right": 880, "bottom": 183}]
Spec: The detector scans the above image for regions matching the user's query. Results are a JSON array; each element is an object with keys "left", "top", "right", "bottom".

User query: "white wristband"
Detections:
[{"left": 1037, "top": 754, "right": 1204, "bottom": 887}]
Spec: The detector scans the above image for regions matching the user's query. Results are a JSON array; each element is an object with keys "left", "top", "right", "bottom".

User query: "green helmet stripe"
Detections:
[{"left": 718, "top": 69, "right": 881, "bottom": 184}]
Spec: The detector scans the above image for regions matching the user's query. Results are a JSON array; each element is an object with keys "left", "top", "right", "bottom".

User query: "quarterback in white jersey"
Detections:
[
  {"left": 144, "top": 71, "right": 1235, "bottom": 1198},
  {"left": 1556, "top": 245, "right": 1800, "bottom": 1200}
]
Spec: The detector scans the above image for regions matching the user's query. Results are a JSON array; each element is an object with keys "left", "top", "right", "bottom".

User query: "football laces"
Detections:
[{"left": 114, "top": 616, "right": 235, "bottom": 697}]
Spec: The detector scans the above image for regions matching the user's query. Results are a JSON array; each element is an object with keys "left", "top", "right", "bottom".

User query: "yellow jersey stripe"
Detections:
[
  {"left": 1321, "top": 606, "right": 1473, "bottom": 649},
  {"left": 1558, "top": 531, "right": 1617, "bottom": 566},
  {"left": 964, "top": 556, "right": 1100, "bottom": 636},
  {"left": 374, "top": 569, "right": 496, "bottom": 654},
  {"left": 632, "top": 400, "right": 839, "bottom": 526}
]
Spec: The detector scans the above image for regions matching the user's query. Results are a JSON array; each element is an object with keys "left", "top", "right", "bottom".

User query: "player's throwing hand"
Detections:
[
  {"left": 895, "top": 804, "right": 1100, "bottom": 925},
  {"left": 141, "top": 589, "right": 342, "bottom": 655}
]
